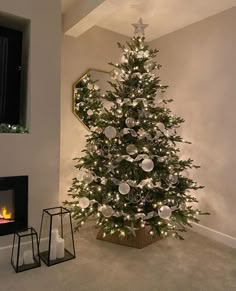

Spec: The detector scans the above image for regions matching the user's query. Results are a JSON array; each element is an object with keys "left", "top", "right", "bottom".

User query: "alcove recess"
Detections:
[{"left": 0, "top": 11, "right": 30, "bottom": 133}]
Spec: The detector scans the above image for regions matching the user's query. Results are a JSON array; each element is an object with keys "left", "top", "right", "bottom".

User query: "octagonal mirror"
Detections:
[{"left": 72, "top": 69, "right": 113, "bottom": 130}]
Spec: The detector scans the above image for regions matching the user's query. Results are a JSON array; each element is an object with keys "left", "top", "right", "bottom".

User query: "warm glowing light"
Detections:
[{"left": 0, "top": 207, "right": 12, "bottom": 220}]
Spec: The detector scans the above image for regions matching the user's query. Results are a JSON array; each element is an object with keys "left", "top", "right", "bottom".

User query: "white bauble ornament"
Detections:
[
  {"left": 77, "top": 169, "right": 85, "bottom": 181},
  {"left": 169, "top": 174, "right": 178, "bottom": 185},
  {"left": 87, "top": 144, "right": 97, "bottom": 152},
  {"left": 87, "top": 83, "right": 93, "bottom": 90},
  {"left": 158, "top": 205, "right": 172, "bottom": 219},
  {"left": 156, "top": 122, "right": 165, "bottom": 132},
  {"left": 87, "top": 109, "right": 93, "bottom": 116},
  {"left": 79, "top": 197, "right": 90, "bottom": 209},
  {"left": 125, "top": 117, "right": 136, "bottom": 128},
  {"left": 83, "top": 172, "right": 93, "bottom": 184},
  {"left": 118, "top": 182, "right": 130, "bottom": 195},
  {"left": 126, "top": 144, "right": 138, "bottom": 155},
  {"left": 141, "top": 159, "right": 154, "bottom": 172},
  {"left": 104, "top": 126, "right": 117, "bottom": 139},
  {"left": 101, "top": 205, "right": 114, "bottom": 218},
  {"left": 94, "top": 84, "right": 99, "bottom": 90}
]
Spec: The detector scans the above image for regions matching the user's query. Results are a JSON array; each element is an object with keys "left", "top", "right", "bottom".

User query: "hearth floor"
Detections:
[{"left": 0, "top": 224, "right": 236, "bottom": 291}]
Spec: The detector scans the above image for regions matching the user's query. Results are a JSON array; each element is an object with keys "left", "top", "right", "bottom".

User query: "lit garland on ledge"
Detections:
[
  {"left": 64, "top": 35, "right": 209, "bottom": 240},
  {"left": 0, "top": 123, "right": 28, "bottom": 133}
]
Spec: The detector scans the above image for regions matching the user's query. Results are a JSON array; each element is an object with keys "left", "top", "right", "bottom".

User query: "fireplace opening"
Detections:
[
  {"left": 0, "top": 176, "right": 28, "bottom": 236},
  {"left": 0, "top": 189, "right": 15, "bottom": 224}
]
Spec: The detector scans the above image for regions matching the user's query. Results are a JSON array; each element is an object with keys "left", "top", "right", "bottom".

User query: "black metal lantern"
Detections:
[
  {"left": 39, "top": 206, "right": 76, "bottom": 266},
  {"left": 11, "top": 227, "right": 41, "bottom": 273}
]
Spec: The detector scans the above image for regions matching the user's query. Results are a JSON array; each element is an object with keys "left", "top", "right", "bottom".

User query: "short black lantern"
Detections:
[
  {"left": 39, "top": 206, "right": 76, "bottom": 266},
  {"left": 11, "top": 227, "right": 41, "bottom": 273}
]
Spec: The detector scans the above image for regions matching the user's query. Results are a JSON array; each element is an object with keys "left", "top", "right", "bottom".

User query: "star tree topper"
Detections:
[{"left": 132, "top": 18, "right": 149, "bottom": 36}]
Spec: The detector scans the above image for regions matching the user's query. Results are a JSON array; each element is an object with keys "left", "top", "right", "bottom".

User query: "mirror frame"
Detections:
[{"left": 72, "top": 69, "right": 112, "bottom": 130}]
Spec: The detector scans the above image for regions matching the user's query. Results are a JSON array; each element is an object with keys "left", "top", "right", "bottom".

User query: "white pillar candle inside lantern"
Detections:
[
  {"left": 23, "top": 250, "right": 34, "bottom": 264},
  {"left": 50, "top": 243, "right": 57, "bottom": 261},
  {"left": 56, "top": 238, "right": 65, "bottom": 259},
  {"left": 51, "top": 228, "right": 59, "bottom": 241}
]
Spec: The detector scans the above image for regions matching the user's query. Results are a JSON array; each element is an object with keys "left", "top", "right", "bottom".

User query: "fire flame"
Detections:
[{"left": 0, "top": 207, "right": 12, "bottom": 219}]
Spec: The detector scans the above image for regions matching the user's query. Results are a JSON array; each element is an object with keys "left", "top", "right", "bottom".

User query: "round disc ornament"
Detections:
[
  {"left": 104, "top": 126, "right": 117, "bottom": 139},
  {"left": 87, "top": 109, "right": 93, "bottom": 116},
  {"left": 126, "top": 144, "right": 138, "bottom": 155},
  {"left": 79, "top": 197, "right": 90, "bottom": 209},
  {"left": 125, "top": 117, "right": 136, "bottom": 128},
  {"left": 118, "top": 182, "right": 130, "bottom": 195},
  {"left": 83, "top": 172, "right": 93, "bottom": 184},
  {"left": 169, "top": 174, "right": 178, "bottom": 185},
  {"left": 101, "top": 205, "right": 114, "bottom": 218},
  {"left": 141, "top": 159, "right": 154, "bottom": 172},
  {"left": 158, "top": 205, "right": 172, "bottom": 219}
]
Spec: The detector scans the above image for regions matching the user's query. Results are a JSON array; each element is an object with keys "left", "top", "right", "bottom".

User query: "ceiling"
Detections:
[
  {"left": 61, "top": 0, "right": 78, "bottom": 14},
  {"left": 62, "top": 0, "right": 236, "bottom": 41}
]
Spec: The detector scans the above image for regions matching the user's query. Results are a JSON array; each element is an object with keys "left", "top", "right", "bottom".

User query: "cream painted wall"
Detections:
[
  {"left": 60, "top": 26, "right": 129, "bottom": 202},
  {"left": 0, "top": 0, "right": 61, "bottom": 247},
  {"left": 150, "top": 7, "right": 236, "bottom": 238}
]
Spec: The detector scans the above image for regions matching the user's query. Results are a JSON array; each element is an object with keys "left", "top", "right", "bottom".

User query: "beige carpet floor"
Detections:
[{"left": 0, "top": 224, "right": 236, "bottom": 291}]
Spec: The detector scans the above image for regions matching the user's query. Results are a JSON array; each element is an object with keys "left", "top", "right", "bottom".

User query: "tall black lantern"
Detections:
[
  {"left": 39, "top": 206, "right": 76, "bottom": 266},
  {"left": 11, "top": 227, "right": 41, "bottom": 273}
]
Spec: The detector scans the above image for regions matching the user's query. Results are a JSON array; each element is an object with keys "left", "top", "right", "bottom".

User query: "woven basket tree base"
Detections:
[{"left": 96, "top": 227, "right": 160, "bottom": 249}]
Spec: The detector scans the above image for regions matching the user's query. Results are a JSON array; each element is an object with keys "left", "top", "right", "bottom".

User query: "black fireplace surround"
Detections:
[{"left": 0, "top": 176, "right": 28, "bottom": 236}]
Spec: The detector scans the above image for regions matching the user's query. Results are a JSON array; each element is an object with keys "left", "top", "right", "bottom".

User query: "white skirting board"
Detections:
[{"left": 192, "top": 222, "right": 236, "bottom": 249}]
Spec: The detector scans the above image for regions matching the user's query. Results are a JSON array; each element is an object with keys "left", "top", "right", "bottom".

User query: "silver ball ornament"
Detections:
[
  {"left": 101, "top": 205, "right": 114, "bottom": 218},
  {"left": 79, "top": 197, "right": 90, "bottom": 209},
  {"left": 87, "top": 109, "right": 93, "bottom": 116},
  {"left": 158, "top": 205, "right": 172, "bottom": 219},
  {"left": 118, "top": 182, "right": 130, "bottom": 195},
  {"left": 83, "top": 172, "right": 93, "bottom": 184},
  {"left": 125, "top": 117, "right": 136, "bottom": 128},
  {"left": 126, "top": 144, "right": 138, "bottom": 155},
  {"left": 169, "top": 174, "right": 178, "bottom": 185},
  {"left": 104, "top": 126, "right": 117, "bottom": 139},
  {"left": 141, "top": 159, "right": 154, "bottom": 172}
]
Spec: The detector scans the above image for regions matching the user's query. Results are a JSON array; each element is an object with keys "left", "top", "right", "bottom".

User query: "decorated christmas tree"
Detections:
[{"left": 64, "top": 19, "right": 207, "bottom": 240}]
